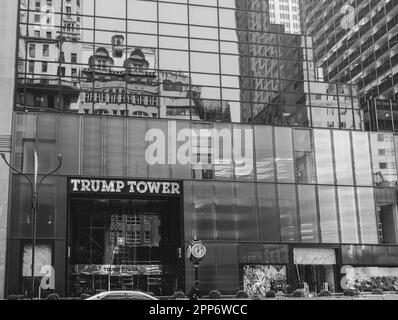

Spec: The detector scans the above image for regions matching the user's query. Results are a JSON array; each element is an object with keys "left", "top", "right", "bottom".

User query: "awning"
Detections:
[{"left": 293, "top": 248, "right": 336, "bottom": 265}]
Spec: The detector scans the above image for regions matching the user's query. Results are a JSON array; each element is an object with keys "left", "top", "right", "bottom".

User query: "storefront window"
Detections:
[
  {"left": 278, "top": 184, "right": 299, "bottom": 242},
  {"left": 298, "top": 185, "right": 319, "bottom": 243}
]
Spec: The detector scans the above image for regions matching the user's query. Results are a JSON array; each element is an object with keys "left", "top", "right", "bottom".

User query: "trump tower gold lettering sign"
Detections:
[{"left": 69, "top": 178, "right": 182, "bottom": 196}]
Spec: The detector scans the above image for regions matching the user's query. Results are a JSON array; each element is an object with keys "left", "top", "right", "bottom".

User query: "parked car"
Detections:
[{"left": 86, "top": 291, "right": 158, "bottom": 301}]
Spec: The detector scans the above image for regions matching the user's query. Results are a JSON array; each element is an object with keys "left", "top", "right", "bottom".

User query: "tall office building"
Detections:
[
  {"left": 269, "top": 0, "right": 301, "bottom": 34},
  {"left": 302, "top": 0, "right": 398, "bottom": 132},
  {"left": 1, "top": 0, "right": 398, "bottom": 299}
]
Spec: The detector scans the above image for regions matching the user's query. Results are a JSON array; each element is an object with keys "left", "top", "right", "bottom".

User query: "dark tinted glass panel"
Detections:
[
  {"left": 278, "top": 184, "right": 299, "bottom": 242},
  {"left": 214, "top": 182, "right": 237, "bottom": 240},
  {"left": 257, "top": 184, "right": 279, "bottom": 242}
]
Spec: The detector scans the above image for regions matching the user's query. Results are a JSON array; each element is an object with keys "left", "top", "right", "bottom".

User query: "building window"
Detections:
[
  {"left": 41, "top": 62, "right": 48, "bottom": 73},
  {"left": 71, "top": 53, "right": 77, "bottom": 63},
  {"left": 379, "top": 163, "right": 388, "bottom": 169},
  {"left": 29, "top": 44, "right": 36, "bottom": 58},
  {"left": 43, "top": 44, "right": 49, "bottom": 57}
]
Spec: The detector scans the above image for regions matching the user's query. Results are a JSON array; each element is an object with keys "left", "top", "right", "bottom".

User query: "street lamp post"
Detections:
[{"left": 0, "top": 152, "right": 63, "bottom": 299}]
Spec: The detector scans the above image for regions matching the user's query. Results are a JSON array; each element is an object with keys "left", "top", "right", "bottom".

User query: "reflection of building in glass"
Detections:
[
  {"left": 17, "top": 0, "right": 82, "bottom": 111},
  {"left": 269, "top": 0, "right": 301, "bottom": 34},
  {"left": 3, "top": 0, "right": 398, "bottom": 300},
  {"left": 302, "top": 0, "right": 398, "bottom": 131},
  {"left": 78, "top": 39, "right": 227, "bottom": 121}
]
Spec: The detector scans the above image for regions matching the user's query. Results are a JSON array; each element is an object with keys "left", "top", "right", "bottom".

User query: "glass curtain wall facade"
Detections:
[
  {"left": 16, "top": 0, "right": 361, "bottom": 129},
  {"left": 5, "top": 0, "right": 398, "bottom": 297},
  {"left": 302, "top": 0, "right": 398, "bottom": 131},
  {"left": 6, "top": 112, "right": 398, "bottom": 296}
]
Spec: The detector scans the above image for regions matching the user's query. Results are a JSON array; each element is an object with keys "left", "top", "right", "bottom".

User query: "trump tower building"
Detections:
[{"left": 1, "top": 0, "right": 398, "bottom": 298}]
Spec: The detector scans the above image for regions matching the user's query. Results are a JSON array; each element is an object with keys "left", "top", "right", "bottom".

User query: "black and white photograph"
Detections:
[{"left": 0, "top": 0, "right": 397, "bottom": 314}]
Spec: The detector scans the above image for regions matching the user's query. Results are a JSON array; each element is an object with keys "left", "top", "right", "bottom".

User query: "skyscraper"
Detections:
[
  {"left": 269, "top": 0, "right": 301, "bottom": 34},
  {"left": 1, "top": 0, "right": 398, "bottom": 299},
  {"left": 302, "top": 0, "right": 398, "bottom": 131}
]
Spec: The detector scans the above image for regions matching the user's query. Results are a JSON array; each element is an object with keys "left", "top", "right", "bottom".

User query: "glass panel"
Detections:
[
  {"left": 338, "top": 187, "right": 359, "bottom": 244},
  {"left": 217, "top": 244, "right": 239, "bottom": 293},
  {"left": 370, "top": 133, "right": 398, "bottom": 186},
  {"left": 127, "top": 119, "right": 148, "bottom": 178},
  {"left": 275, "top": 127, "right": 294, "bottom": 183},
  {"left": 298, "top": 185, "right": 319, "bottom": 243},
  {"left": 82, "top": 117, "right": 103, "bottom": 176},
  {"left": 293, "top": 129, "right": 316, "bottom": 184},
  {"left": 352, "top": 132, "right": 373, "bottom": 186},
  {"left": 236, "top": 183, "right": 257, "bottom": 241},
  {"left": 147, "top": 120, "right": 171, "bottom": 178},
  {"left": 357, "top": 188, "right": 378, "bottom": 244},
  {"left": 184, "top": 181, "right": 194, "bottom": 239},
  {"left": 58, "top": 115, "right": 80, "bottom": 175},
  {"left": 257, "top": 184, "right": 279, "bottom": 242},
  {"left": 278, "top": 184, "right": 299, "bottom": 242},
  {"left": 213, "top": 123, "right": 233, "bottom": 180},
  {"left": 233, "top": 124, "right": 254, "bottom": 181},
  {"left": 193, "top": 181, "right": 215, "bottom": 240},
  {"left": 254, "top": 126, "right": 275, "bottom": 182},
  {"left": 333, "top": 131, "right": 354, "bottom": 185},
  {"left": 318, "top": 186, "right": 339, "bottom": 243},
  {"left": 105, "top": 118, "right": 126, "bottom": 177},
  {"left": 314, "top": 129, "right": 334, "bottom": 184},
  {"left": 214, "top": 182, "right": 236, "bottom": 240}
]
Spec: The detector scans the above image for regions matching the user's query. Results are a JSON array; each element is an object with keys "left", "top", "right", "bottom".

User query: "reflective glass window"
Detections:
[
  {"left": 333, "top": 131, "right": 354, "bottom": 185},
  {"left": 314, "top": 129, "right": 334, "bottom": 184},
  {"left": 318, "top": 186, "right": 339, "bottom": 243},
  {"left": 298, "top": 185, "right": 319, "bottom": 243},
  {"left": 357, "top": 188, "right": 378, "bottom": 244},
  {"left": 275, "top": 127, "right": 295, "bottom": 183},
  {"left": 352, "top": 132, "right": 373, "bottom": 186},
  {"left": 278, "top": 184, "right": 299, "bottom": 242},
  {"left": 293, "top": 129, "right": 316, "bottom": 184},
  {"left": 338, "top": 187, "right": 359, "bottom": 244}
]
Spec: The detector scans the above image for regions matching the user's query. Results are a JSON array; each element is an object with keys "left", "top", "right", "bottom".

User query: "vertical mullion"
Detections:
[
  {"left": 58, "top": 0, "right": 64, "bottom": 112},
  {"left": 92, "top": 0, "right": 96, "bottom": 115},
  {"left": 187, "top": 1, "right": 192, "bottom": 121},
  {"left": 125, "top": 0, "right": 128, "bottom": 117},
  {"left": 156, "top": 0, "right": 160, "bottom": 119},
  {"left": 217, "top": 0, "right": 222, "bottom": 123},
  {"left": 23, "top": 0, "right": 31, "bottom": 108}
]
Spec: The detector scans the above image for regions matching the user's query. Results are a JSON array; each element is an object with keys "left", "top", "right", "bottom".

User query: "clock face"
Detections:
[{"left": 191, "top": 243, "right": 206, "bottom": 259}]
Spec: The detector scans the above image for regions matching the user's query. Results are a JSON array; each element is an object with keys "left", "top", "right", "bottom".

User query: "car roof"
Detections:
[{"left": 88, "top": 291, "right": 157, "bottom": 300}]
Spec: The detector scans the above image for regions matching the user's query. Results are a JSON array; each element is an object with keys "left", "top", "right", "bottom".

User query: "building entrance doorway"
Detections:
[
  {"left": 67, "top": 195, "right": 183, "bottom": 297},
  {"left": 297, "top": 265, "right": 336, "bottom": 293},
  {"left": 293, "top": 248, "right": 337, "bottom": 294}
]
